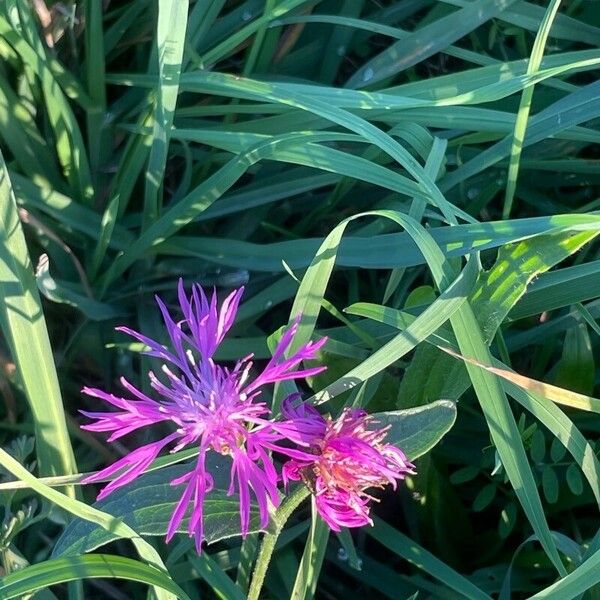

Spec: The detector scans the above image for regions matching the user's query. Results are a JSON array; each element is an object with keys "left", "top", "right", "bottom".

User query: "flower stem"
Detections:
[{"left": 247, "top": 486, "right": 310, "bottom": 600}]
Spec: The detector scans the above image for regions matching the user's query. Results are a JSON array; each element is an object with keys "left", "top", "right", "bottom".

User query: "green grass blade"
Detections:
[
  {"left": 84, "top": 0, "right": 108, "bottom": 190},
  {"left": 502, "top": 0, "right": 562, "bottom": 218},
  {"left": 529, "top": 545, "right": 600, "bottom": 598},
  {"left": 368, "top": 519, "right": 491, "bottom": 600},
  {"left": 0, "top": 12, "right": 93, "bottom": 203},
  {"left": 0, "top": 447, "right": 177, "bottom": 600},
  {"left": 198, "top": 0, "right": 308, "bottom": 66},
  {"left": 441, "top": 80, "right": 600, "bottom": 191},
  {"left": 0, "top": 73, "right": 64, "bottom": 187},
  {"left": 0, "top": 554, "right": 191, "bottom": 600},
  {"left": 0, "top": 151, "right": 77, "bottom": 486},
  {"left": 158, "top": 213, "right": 600, "bottom": 273},
  {"left": 187, "top": 553, "right": 245, "bottom": 600},
  {"left": 289, "top": 504, "right": 330, "bottom": 600},
  {"left": 347, "top": 0, "right": 518, "bottom": 88},
  {"left": 143, "top": 0, "right": 188, "bottom": 229},
  {"left": 438, "top": 0, "right": 600, "bottom": 42}
]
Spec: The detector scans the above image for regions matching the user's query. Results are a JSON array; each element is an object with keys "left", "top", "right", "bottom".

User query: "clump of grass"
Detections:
[{"left": 0, "top": 1, "right": 599, "bottom": 598}]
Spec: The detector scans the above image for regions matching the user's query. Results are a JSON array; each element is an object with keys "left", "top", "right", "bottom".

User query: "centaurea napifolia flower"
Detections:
[
  {"left": 81, "top": 281, "right": 326, "bottom": 551},
  {"left": 273, "top": 398, "right": 415, "bottom": 531}
]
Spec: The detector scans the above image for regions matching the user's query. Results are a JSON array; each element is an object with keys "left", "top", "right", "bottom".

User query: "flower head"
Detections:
[
  {"left": 81, "top": 281, "right": 326, "bottom": 551},
  {"left": 273, "top": 398, "right": 415, "bottom": 531}
]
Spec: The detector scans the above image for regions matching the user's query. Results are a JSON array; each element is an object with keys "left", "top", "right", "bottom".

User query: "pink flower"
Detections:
[
  {"left": 80, "top": 281, "right": 326, "bottom": 551},
  {"left": 272, "top": 398, "right": 415, "bottom": 531}
]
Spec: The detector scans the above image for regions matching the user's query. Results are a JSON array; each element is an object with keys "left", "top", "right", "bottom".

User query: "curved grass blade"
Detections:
[
  {"left": 0, "top": 448, "right": 177, "bottom": 600},
  {"left": 347, "top": 0, "right": 518, "bottom": 89},
  {"left": 528, "top": 545, "right": 600, "bottom": 598},
  {"left": 346, "top": 303, "right": 600, "bottom": 506},
  {"left": 0, "top": 554, "right": 191, "bottom": 600}
]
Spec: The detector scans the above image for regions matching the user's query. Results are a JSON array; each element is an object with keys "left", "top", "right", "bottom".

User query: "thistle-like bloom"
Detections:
[
  {"left": 273, "top": 398, "right": 415, "bottom": 531},
  {"left": 80, "top": 281, "right": 326, "bottom": 551}
]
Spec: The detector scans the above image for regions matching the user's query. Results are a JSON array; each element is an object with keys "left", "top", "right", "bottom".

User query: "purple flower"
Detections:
[
  {"left": 80, "top": 281, "right": 326, "bottom": 551},
  {"left": 272, "top": 398, "right": 415, "bottom": 531}
]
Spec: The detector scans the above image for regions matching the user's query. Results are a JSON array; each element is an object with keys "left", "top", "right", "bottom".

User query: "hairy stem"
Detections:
[{"left": 247, "top": 486, "right": 310, "bottom": 600}]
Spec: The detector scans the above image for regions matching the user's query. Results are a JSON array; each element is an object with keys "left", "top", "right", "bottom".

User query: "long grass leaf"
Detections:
[
  {"left": 0, "top": 151, "right": 77, "bottom": 487},
  {"left": 502, "top": 0, "right": 562, "bottom": 217}
]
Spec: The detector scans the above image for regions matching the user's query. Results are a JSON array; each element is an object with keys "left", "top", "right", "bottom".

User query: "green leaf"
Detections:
[
  {"left": 35, "top": 254, "right": 123, "bottom": 321},
  {"left": 542, "top": 467, "right": 559, "bottom": 504},
  {"left": 375, "top": 400, "right": 457, "bottom": 461},
  {"left": 473, "top": 483, "right": 497, "bottom": 512},
  {"left": 142, "top": 0, "right": 188, "bottom": 229},
  {"left": 0, "top": 448, "right": 176, "bottom": 600},
  {"left": 550, "top": 437, "right": 567, "bottom": 463},
  {"left": 368, "top": 518, "right": 491, "bottom": 600},
  {"left": 553, "top": 318, "right": 595, "bottom": 396},
  {"left": 53, "top": 459, "right": 265, "bottom": 557},
  {"left": 566, "top": 464, "right": 583, "bottom": 496},
  {"left": 0, "top": 151, "right": 77, "bottom": 485},
  {"left": 530, "top": 429, "right": 546, "bottom": 464},
  {"left": 529, "top": 544, "right": 600, "bottom": 598},
  {"left": 450, "top": 466, "right": 480, "bottom": 485},
  {"left": 0, "top": 554, "right": 191, "bottom": 600},
  {"left": 347, "top": 0, "right": 519, "bottom": 88}
]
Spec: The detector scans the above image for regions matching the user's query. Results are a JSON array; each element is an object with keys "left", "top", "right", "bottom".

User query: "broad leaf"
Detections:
[
  {"left": 53, "top": 458, "right": 265, "bottom": 557},
  {"left": 375, "top": 400, "right": 457, "bottom": 460}
]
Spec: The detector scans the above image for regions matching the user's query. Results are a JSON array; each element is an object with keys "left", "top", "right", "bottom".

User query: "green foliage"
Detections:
[
  {"left": 53, "top": 459, "right": 267, "bottom": 557},
  {"left": 0, "top": 0, "right": 598, "bottom": 598}
]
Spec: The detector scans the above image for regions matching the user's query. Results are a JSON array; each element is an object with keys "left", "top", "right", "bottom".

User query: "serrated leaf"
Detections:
[
  {"left": 53, "top": 458, "right": 266, "bottom": 557},
  {"left": 375, "top": 400, "right": 457, "bottom": 461}
]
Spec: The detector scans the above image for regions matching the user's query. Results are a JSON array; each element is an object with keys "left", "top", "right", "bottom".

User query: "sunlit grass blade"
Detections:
[
  {"left": 0, "top": 12, "right": 93, "bottom": 203},
  {"left": 502, "top": 0, "right": 562, "bottom": 218},
  {"left": 346, "top": 303, "right": 600, "bottom": 507},
  {"left": 0, "top": 150, "right": 77, "bottom": 488},
  {"left": 142, "top": 0, "right": 188, "bottom": 229},
  {"left": 289, "top": 504, "right": 329, "bottom": 600},
  {"left": 0, "top": 447, "right": 177, "bottom": 600},
  {"left": 0, "top": 554, "right": 191, "bottom": 600}
]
